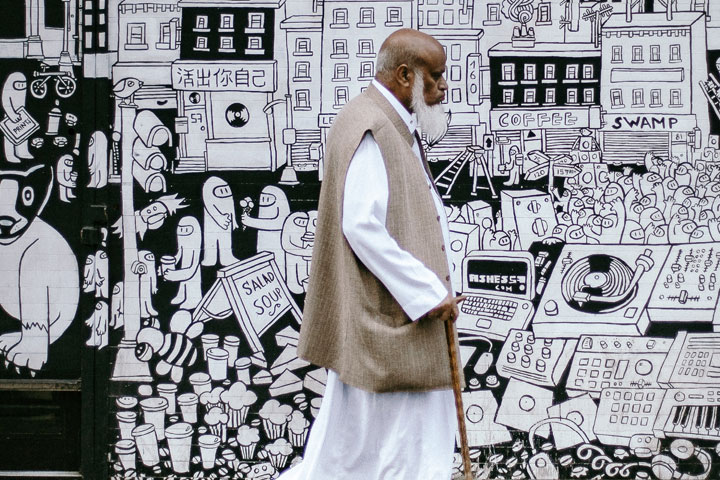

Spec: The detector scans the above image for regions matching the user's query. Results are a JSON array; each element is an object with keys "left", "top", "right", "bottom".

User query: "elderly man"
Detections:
[{"left": 279, "top": 29, "right": 465, "bottom": 479}]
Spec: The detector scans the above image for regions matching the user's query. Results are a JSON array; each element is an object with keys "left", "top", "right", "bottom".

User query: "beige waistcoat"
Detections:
[{"left": 297, "top": 84, "right": 463, "bottom": 393}]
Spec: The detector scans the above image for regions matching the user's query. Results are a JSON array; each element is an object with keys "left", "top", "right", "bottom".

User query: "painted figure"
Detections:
[
  {"left": 56, "top": 154, "right": 76, "bottom": 202},
  {"left": 85, "top": 300, "right": 109, "bottom": 349},
  {"left": 202, "top": 176, "right": 238, "bottom": 267},
  {"left": 2, "top": 72, "right": 34, "bottom": 163},
  {"left": 87, "top": 131, "right": 108, "bottom": 189},
  {"left": 0, "top": 164, "right": 79, "bottom": 373},
  {"left": 110, "top": 282, "right": 124, "bottom": 330},
  {"left": 163, "top": 216, "right": 202, "bottom": 310},
  {"left": 135, "top": 309, "right": 203, "bottom": 383},
  {"left": 281, "top": 212, "right": 312, "bottom": 294},
  {"left": 240, "top": 185, "right": 291, "bottom": 274},
  {"left": 135, "top": 250, "right": 158, "bottom": 320}
]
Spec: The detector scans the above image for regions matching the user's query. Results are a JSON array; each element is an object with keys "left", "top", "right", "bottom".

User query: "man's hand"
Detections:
[{"left": 425, "top": 293, "right": 467, "bottom": 323}]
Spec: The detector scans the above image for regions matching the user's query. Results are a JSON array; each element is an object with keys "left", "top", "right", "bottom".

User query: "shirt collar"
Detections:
[{"left": 371, "top": 79, "right": 417, "bottom": 135}]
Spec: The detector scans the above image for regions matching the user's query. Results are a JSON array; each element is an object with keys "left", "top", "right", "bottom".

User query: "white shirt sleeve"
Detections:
[{"left": 342, "top": 132, "right": 448, "bottom": 321}]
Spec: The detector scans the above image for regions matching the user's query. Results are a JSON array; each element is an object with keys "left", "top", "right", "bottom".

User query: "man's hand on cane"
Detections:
[{"left": 426, "top": 293, "right": 467, "bottom": 323}]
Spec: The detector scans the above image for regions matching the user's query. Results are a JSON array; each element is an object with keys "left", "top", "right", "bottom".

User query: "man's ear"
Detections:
[{"left": 395, "top": 64, "right": 412, "bottom": 88}]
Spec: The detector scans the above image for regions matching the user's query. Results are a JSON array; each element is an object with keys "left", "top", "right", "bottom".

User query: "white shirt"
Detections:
[
  {"left": 278, "top": 81, "right": 456, "bottom": 480},
  {"left": 343, "top": 80, "right": 454, "bottom": 319}
]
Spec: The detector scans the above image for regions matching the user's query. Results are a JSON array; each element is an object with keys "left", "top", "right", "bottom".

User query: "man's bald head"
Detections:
[
  {"left": 374, "top": 29, "right": 447, "bottom": 113},
  {"left": 376, "top": 29, "right": 444, "bottom": 79}
]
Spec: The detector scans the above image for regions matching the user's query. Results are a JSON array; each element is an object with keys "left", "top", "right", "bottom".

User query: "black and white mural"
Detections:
[{"left": 3, "top": 0, "right": 720, "bottom": 478}]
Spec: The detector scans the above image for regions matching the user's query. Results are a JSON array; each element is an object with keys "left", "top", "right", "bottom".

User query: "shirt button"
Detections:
[
  {"left": 436, "top": 216, "right": 440, "bottom": 221},
  {"left": 441, "top": 245, "right": 445, "bottom": 251},
  {"left": 445, "top": 275, "right": 451, "bottom": 281}
]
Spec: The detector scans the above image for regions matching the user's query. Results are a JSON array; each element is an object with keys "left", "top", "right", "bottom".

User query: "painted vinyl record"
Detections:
[{"left": 561, "top": 255, "right": 637, "bottom": 314}]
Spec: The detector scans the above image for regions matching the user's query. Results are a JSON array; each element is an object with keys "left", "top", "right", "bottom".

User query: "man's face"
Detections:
[{"left": 418, "top": 49, "right": 447, "bottom": 106}]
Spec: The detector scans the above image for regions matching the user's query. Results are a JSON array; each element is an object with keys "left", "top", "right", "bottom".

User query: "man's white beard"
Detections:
[{"left": 411, "top": 71, "right": 448, "bottom": 147}]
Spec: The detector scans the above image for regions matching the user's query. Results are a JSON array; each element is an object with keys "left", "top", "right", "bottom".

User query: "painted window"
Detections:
[
  {"left": 195, "top": 36, "right": 208, "bottom": 50},
  {"left": 220, "top": 14, "right": 234, "bottom": 30},
  {"left": 524, "top": 64, "right": 536, "bottom": 81},
  {"left": 358, "top": 39, "right": 374, "bottom": 56},
  {"left": 359, "top": 7, "right": 375, "bottom": 26},
  {"left": 452, "top": 88, "right": 461, "bottom": 102},
  {"left": 544, "top": 64, "right": 555, "bottom": 80},
  {"left": 670, "top": 44, "right": 681, "bottom": 62},
  {"left": 650, "top": 89, "right": 661, "bottom": 106},
  {"left": 360, "top": 61, "right": 374, "bottom": 78},
  {"left": 524, "top": 89, "right": 536, "bottom": 104},
  {"left": 650, "top": 45, "right": 660, "bottom": 63},
  {"left": 248, "top": 12, "right": 264, "bottom": 29},
  {"left": 219, "top": 36, "right": 234, "bottom": 51},
  {"left": 502, "top": 63, "right": 515, "bottom": 81},
  {"left": 296, "top": 89, "right": 310, "bottom": 109},
  {"left": 451, "top": 44, "right": 461, "bottom": 61},
  {"left": 126, "top": 23, "right": 147, "bottom": 49},
  {"left": 632, "top": 46, "right": 643, "bottom": 63},
  {"left": 335, "top": 86, "right": 349, "bottom": 107},
  {"left": 632, "top": 88, "right": 644, "bottom": 106},
  {"left": 567, "top": 88, "right": 578, "bottom": 104},
  {"left": 537, "top": 2, "right": 551, "bottom": 23},
  {"left": 195, "top": 15, "right": 208, "bottom": 30},
  {"left": 332, "top": 39, "right": 347, "bottom": 56},
  {"left": 332, "top": 8, "right": 348, "bottom": 26},
  {"left": 451, "top": 65, "right": 461, "bottom": 82},
  {"left": 295, "top": 38, "right": 311, "bottom": 55},
  {"left": 246, "top": 36, "right": 263, "bottom": 54},
  {"left": 545, "top": 88, "right": 555, "bottom": 104},
  {"left": 386, "top": 7, "right": 403, "bottom": 25},
  {"left": 334, "top": 63, "right": 349, "bottom": 80},
  {"left": 487, "top": 4, "right": 501, "bottom": 23},
  {"left": 295, "top": 62, "right": 310, "bottom": 79},
  {"left": 566, "top": 64, "right": 578, "bottom": 80},
  {"left": 670, "top": 89, "right": 682, "bottom": 106}
]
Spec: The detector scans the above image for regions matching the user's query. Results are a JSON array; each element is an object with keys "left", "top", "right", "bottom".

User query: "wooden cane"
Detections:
[{"left": 444, "top": 319, "right": 473, "bottom": 480}]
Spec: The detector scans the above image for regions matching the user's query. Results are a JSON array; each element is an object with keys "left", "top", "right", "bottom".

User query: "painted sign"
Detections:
[
  {"left": 193, "top": 252, "right": 302, "bottom": 353},
  {"left": 490, "top": 107, "right": 600, "bottom": 131},
  {"left": 603, "top": 114, "right": 697, "bottom": 131},
  {"left": 172, "top": 60, "right": 277, "bottom": 92}
]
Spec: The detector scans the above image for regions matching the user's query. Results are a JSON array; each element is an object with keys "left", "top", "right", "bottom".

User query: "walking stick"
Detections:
[{"left": 444, "top": 318, "right": 473, "bottom": 480}]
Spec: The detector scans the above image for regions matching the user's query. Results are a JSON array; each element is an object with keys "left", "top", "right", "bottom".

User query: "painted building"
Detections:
[
  {"left": 600, "top": 11, "right": 708, "bottom": 163},
  {"left": 0, "top": 0, "right": 79, "bottom": 64},
  {"left": 488, "top": 40, "right": 602, "bottom": 174},
  {"left": 112, "top": 0, "right": 181, "bottom": 85},
  {"left": 417, "top": 0, "right": 485, "bottom": 161},
  {"left": 475, "top": 0, "right": 645, "bottom": 47},
  {"left": 172, "top": 0, "right": 289, "bottom": 172},
  {"left": 661, "top": 1, "right": 720, "bottom": 49},
  {"left": 279, "top": 14, "right": 323, "bottom": 172},
  {"left": 5, "top": 0, "right": 720, "bottom": 478},
  {"left": 318, "top": 0, "right": 413, "bottom": 135},
  {"left": 82, "top": 0, "right": 122, "bottom": 77}
]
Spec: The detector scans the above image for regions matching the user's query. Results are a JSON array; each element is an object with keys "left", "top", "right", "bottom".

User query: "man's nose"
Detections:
[{"left": 439, "top": 77, "right": 448, "bottom": 91}]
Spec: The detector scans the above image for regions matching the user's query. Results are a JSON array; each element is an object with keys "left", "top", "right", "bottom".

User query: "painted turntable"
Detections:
[{"left": 533, "top": 245, "right": 671, "bottom": 338}]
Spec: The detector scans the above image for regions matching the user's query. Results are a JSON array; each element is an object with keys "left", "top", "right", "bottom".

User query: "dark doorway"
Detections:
[
  {"left": 0, "top": 0, "right": 26, "bottom": 39},
  {"left": 45, "top": 0, "right": 65, "bottom": 29}
]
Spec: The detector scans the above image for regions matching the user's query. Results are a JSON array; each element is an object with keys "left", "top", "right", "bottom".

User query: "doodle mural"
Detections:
[{"left": 2, "top": 0, "right": 720, "bottom": 478}]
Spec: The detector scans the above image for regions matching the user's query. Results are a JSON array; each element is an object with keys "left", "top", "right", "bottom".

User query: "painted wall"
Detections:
[{"left": 2, "top": 0, "right": 720, "bottom": 478}]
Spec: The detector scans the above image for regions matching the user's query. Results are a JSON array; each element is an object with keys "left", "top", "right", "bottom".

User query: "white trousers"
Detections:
[{"left": 277, "top": 370, "right": 456, "bottom": 480}]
